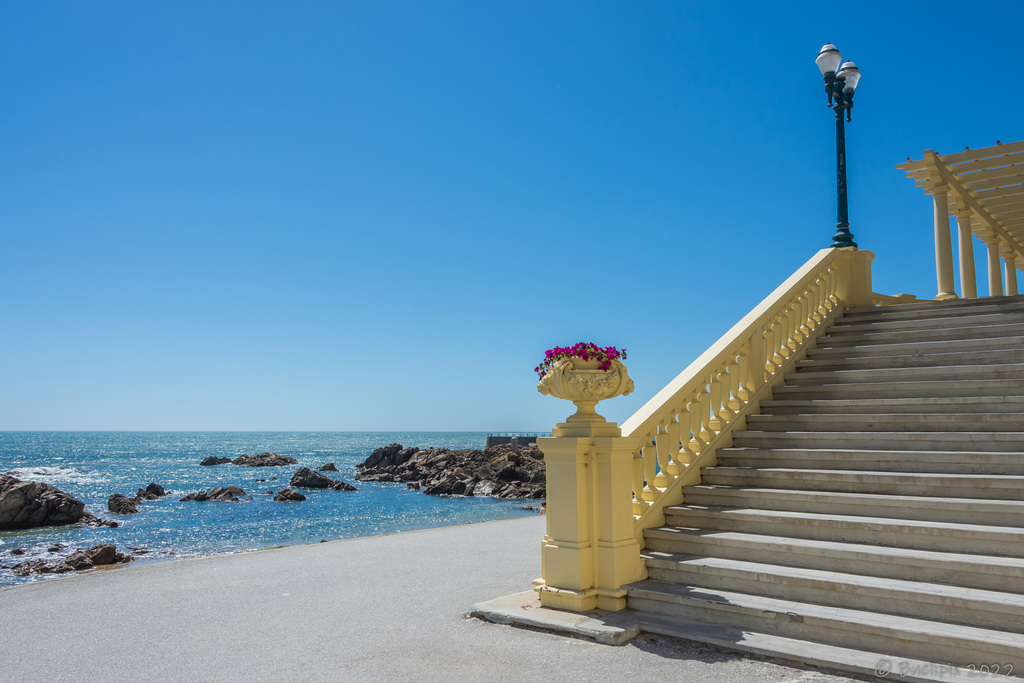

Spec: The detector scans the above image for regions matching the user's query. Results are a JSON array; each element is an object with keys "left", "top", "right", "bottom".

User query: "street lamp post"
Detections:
[{"left": 816, "top": 43, "right": 862, "bottom": 249}]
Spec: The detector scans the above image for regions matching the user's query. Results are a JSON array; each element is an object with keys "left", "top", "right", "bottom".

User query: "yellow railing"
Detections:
[{"left": 620, "top": 247, "right": 874, "bottom": 545}]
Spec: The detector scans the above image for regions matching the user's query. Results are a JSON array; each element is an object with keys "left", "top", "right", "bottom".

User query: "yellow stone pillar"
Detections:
[
  {"left": 834, "top": 247, "right": 874, "bottom": 308},
  {"left": 988, "top": 241, "right": 1004, "bottom": 297},
  {"left": 1006, "top": 253, "right": 1019, "bottom": 296},
  {"left": 535, "top": 357, "right": 644, "bottom": 612},
  {"left": 955, "top": 208, "right": 978, "bottom": 299},
  {"left": 929, "top": 185, "right": 958, "bottom": 300}
]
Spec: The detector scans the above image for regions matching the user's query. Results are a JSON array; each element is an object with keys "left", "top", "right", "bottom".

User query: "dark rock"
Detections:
[
  {"left": 200, "top": 457, "right": 232, "bottom": 466},
  {"left": 359, "top": 443, "right": 419, "bottom": 470},
  {"left": 356, "top": 442, "right": 545, "bottom": 500},
  {"left": 232, "top": 453, "right": 298, "bottom": 467},
  {"left": 0, "top": 474, "right": 91, "bottom": 530},
  {"left": 13, "top": 544, "right": 132, "bottom": 576},
  {"left": 10, "top": 548, "right": 26, "bottom": 556},
  {"left": 406, "top": 482, "right": 420, "bottom": 490},
  {"left": 145, "top": 482, "right": 167, "bottom": 497},
  {"left": 108, "top": 493, "right": 140, "bottom": 515},
  {"left": 289, "top": 468, "right": 356, "bottom": 491},
  {"left": 47, "top": 543, "right": 66, "bottom": 553},
  {"left": 181, "top": 486, "right": 246, "bottom": 502},
  {"left": 316, "top": 463, "right": 339, "bottom": 472},
  {"left": 274, "top": 488, "right": 306, "bottom": 502}
]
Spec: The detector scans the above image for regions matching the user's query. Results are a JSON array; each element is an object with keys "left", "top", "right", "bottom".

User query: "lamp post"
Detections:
[{"left": 816, "top": 43, "right": 862, "bottom": 249}]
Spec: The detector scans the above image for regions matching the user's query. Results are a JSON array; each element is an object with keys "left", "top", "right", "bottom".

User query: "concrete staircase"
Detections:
[{"left": 626, "top": 296, "right": 1024, "bottom": 682}]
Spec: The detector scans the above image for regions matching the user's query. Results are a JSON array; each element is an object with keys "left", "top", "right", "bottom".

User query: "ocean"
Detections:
[{"left": 0, "top": 432, "right": 540, "bottom": 588}]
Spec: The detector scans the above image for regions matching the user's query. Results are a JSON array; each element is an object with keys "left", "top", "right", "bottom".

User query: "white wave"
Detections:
[{"left": 7, "top": 466, "right": 106, "bottom": 485}]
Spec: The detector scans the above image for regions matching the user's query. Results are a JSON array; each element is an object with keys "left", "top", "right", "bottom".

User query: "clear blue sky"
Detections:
[{"left": 2, "top": 1, "right": 1022, "bottom": 431}]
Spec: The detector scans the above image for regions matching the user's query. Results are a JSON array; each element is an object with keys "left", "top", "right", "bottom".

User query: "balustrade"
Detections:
[{"left": 619, "top": 247, "right": 869, "bottom": 541}]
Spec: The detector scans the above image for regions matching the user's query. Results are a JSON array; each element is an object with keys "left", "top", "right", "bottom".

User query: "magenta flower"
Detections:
[{"left": 535, "top": 342, "right": 628, "bottom": 378}]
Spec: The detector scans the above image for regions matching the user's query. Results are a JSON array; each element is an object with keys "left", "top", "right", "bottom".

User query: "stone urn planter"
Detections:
[{"left": 537, "top": 357, "right": 634, "bottom": 423}]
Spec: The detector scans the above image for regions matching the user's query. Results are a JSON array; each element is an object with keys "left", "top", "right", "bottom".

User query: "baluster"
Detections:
[
  {"left": 814, "top": 274, "right": 829, "bottom": 320},
  {"left": 708, "top": 368, "right": 724, "bottom": 431},
  {"left": 726, "top": 355, "right": 742, "bottom": 414},
  {"left": 770, "top": 318, "right": 786, "bottom": 367},
  {"left": 687, "top": 393, "right": 703, "bottom": 457},
  {"left": 736, "top": 343, "right": 751, "bottom": 402},
  {"left": 641, "top": 438, "right": 658, "bottom": 501},
  {"left": 784, "top": 303, "right": 799, "bottom": 353},
  {"left": 763, "top": 323, "right": 777, "bottom": 374},
  {"left": 666, "top": 413, "right": 686, "bottom": 469},
  {"left": 698, "top": 384, "right": 713, "bottom": 443},
  {"left": 797, "top": 291, "right": 811, "bottom": 339},
  {"left": 631, "top": 448, "right": 647, "bottom": 515},
  {"left": 654, "top": 423, "right": 671, "bottom": 489},
  {"left": 749, "top": 327, "right": 766, "bottom": 394}
]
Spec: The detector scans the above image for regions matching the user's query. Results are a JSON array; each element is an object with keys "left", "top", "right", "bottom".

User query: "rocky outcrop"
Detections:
[
  {"left": 316, "top": 463, "right": 338, "bottom": 472},
  {"left": 232, "top": 453, "right": 297, "bottom": 467},
  {"left": 10, "top": 544, "right": 132, "bottom": 576},
  {"left": 0, "top": 473, "right": 103, "bottom": 530},
  {"left": 136, "top": 482, "right": 168, "bottom": 500},
  {"left": 289, "top": 468, "right": 356, "bottom": 491},
  {"left": 200, "top": 457, "right": 232, "bottom": 466},
  {"left": 356, "top": 443, "right": 545, "bottom": 499},
  {"left": 179, "top": 486, "right": 246, "bottom": 502},
  {"left": 108, "top": 483, "right": 169, "bottom": 514},
  {"left": 108, "top": 493, "right": 139, "bottom": 515},
  {"left": 274, "top": 488, "right": 306, "bottom": 502}
]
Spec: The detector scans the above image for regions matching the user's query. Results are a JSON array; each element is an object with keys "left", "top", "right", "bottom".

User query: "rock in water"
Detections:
[
  {"left": 181, "top": 486, "right": 246, "bottom": 502},
  {"left": 274, "top": 488, "right": 306, "bottom": 502},
  {"left": 200, "top": 457, "right": 232, "bottom": 466},
  {"left": 289, "top": 468, "right": 356, "bottom": 491},
  {"left": 13, "top": 544, "right": 132, "bottom": 576},
  {"left": 316, "top": 462, "right": 339, "bottom": 472},
  {"left": 356, "top": 443, "right": 545, "bottom": 500},
  {"left": 0, "top": 474, "right": 90, "bottom": 530},
  {"left": 108, "top": 493, "right": 140, "bottom": 515},
  {"left": 232, "top": 453, "right": 298, "bottom": 467}
]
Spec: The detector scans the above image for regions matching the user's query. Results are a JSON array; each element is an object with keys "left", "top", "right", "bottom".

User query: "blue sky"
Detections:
[{"left": 2, "top": 1, "right": 1022, "bottom": 431}]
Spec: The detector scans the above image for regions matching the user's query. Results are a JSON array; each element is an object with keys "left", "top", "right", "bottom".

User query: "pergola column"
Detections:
[
  {"left": 987, "top": 240, "right": 1004, "bottom": 297},
  {"left": 955, "top": 208, "right": 977, "bottom": 299},
  {"left": 1005, "top": 252, "right": 1019, "bottom": 296},
  {"left": 929, "top": 185, "right": 958, "bottom": 300}
]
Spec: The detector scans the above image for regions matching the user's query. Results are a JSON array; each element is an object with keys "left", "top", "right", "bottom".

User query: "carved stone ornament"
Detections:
[{"left": 537, "top": 357, "right": 634, "bottom": 423}]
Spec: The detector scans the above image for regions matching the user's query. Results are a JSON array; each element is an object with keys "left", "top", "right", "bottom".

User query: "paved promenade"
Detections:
[{"left": 0, "top": 516, "right": 855, "bottom": 682}]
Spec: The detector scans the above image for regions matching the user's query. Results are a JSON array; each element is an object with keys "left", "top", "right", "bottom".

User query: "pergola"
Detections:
[{"left": 898, "top": 140, "right": 1024, "bottom": 299}]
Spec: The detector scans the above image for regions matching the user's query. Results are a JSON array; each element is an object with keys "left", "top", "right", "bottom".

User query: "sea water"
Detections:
[{"left": 0, "top": 432, "right": 539, "bottom": 588}]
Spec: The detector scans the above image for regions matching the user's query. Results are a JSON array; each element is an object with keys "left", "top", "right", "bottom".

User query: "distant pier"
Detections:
[{"left": 484, "top": 433, "right": 545, "bottom": 449}]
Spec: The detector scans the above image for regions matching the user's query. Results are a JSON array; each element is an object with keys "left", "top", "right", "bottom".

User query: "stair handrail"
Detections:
[{"left": 620, "top": 247, "right": 872, "bottom": 544}]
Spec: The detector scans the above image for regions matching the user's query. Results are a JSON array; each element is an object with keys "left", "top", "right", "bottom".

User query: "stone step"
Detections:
[
  {"left": 641, "top": 553, "right": 1024, "bottom": 631},
  {"left": 806, "top": 334, "right": 1024, "bottom": 359},
  {"left": 700, "top": 467, "right": 1024, "bottom": 500},
  {"left": 642, "top": 526, "right": 1024, "bottom": 593},
  {"left": 797, "top": 347, "right": 1024, "bottom": 371},
  {"left": 626, "top": 581, "right": 1024, "bottom": 669},
  {"left": 829, "top": 309, "right": 1024, "bottom": 335},
  {"left": 715, "top": 448, "right": 1024, "bottom": 474},
  {"left": 816, "top": 321, "right": 1024, "bottom": 346},
  {"left": 623, "top": 612, "right": 1011, "bottom": 683},
  {"left": 730, "top": 429, "right": 1024, "bottom": 452},
  {"left": 662, "top": 505, "right": 1024, "bottom": 555},
  {"left": 760, "top": 396, "right": 1024, "bottom": 415},
  {"left": 770, "top": 379, "right": 1024, "bottom": 399},
  {"left": 785, "top": 363, "right": 1024, "bottom": 385},
  {"left": 681, "top": 485, "right": 1024, "bottom": 526},
  {"left": 743, "top": 412, "right": 1024, "bottom": 433},
  {"left": 843, "top": 295, "right": 1024, "bottom": 320}
]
